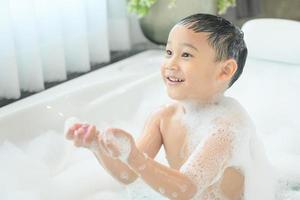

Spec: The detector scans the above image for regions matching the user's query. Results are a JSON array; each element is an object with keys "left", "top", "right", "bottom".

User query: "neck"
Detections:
[{"left": 179, "top": 93, "right": 225, "bottom": 114}]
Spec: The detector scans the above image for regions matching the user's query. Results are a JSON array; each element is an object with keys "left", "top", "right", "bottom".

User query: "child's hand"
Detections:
[
  {"left": 65, "top": 124, "right": 139, "bottom": 162},
  {"left": 101, "top": 128, "right": 138, "bottom": 162},
  {"left": 66, "top": 123, "right": 99, "bottom": 149}
]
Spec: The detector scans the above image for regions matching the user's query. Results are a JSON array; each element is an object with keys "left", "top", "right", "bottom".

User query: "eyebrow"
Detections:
[{"left": 167, "top": 42, "right": 199, "bottom": 52}]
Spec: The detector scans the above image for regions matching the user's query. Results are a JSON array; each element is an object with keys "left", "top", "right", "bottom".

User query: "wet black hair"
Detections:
[{"left": 177, "top": 13, "right": 247, "bottom": 88}]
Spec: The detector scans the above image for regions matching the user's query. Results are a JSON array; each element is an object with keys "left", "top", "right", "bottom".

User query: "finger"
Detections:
[
  {"left": 66, "top": 127, "right": 74, "bottom": 140},
  {"left": 73, "top": 130, "right": 83, "bottom": 147},
  {"left": 81, "top": 124, "right": 89, "bottom": 138},
  {"left": 73, "top": 123, "right": 83, "bottom": 129},
  {"left": 66, "top": 123, "right": 83, "bottom": 140},
  {"left": 98, "top": 137, "right": 110, "bottom": 156},
  {"left": 72, "top": 123, "right": 84, "bottom": 132},
  {"left": 106, "top": 142, "right": 120, "bottom": 157},
  {"left": 83, "top": 125, "right": 97, "bottom": 144},
  {"left": 89, "top": 131, "right": 101, "bottom": 150},
  {"left": 96, "top": 130, "right": 102, "bottom": 140},
  {"left": 103, "top": 135, "right": 120, "bottom": 158},
  {"left": 103, "top": 141, "right": 115, "bottom": 157},
  {"left": 77, "top": 127, "right": 86, "bottom": 140},
  {"left": 73, "top": 129, "right": 85, "bottom": 147}
]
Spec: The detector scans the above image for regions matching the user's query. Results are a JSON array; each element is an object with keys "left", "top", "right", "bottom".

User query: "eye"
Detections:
[
  {"left": 165, "top": 49, "right": 172, "bottom": 56},
  {"left": 182, "top": 52, "right": 192, "bottom": 58}
]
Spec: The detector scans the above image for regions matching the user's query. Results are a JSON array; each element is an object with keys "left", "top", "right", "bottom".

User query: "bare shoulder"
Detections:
[
  {"left": 150, "top": 102, "right": 181, "bottom": 121},
  {"left": 139, "top": 102, "right": 181, "bottom": 133}
]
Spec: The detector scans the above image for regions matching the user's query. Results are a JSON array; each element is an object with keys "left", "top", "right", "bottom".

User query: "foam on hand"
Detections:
[{"left": 102, "top": 129, "right": 132, "bottom": 162}]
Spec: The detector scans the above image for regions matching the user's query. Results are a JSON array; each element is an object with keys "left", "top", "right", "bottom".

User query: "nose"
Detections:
[{"left": 164, "top": 56, "right": 179, "bottom": 71}]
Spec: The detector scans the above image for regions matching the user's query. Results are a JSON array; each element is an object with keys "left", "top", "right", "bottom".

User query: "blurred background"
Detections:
[{"left": 0, "top": 0, "right": 299, "bottom": 107}]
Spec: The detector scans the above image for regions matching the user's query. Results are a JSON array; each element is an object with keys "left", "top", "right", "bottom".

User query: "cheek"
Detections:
[
  {"left": 160, "top": 65, "right": 166, "bottom": 79},
  {"left": 184, "top": 66, "right": 204, "bottom": 84},
  {"left": 186, "top": 68, "right": 214, "bottom": 90}
]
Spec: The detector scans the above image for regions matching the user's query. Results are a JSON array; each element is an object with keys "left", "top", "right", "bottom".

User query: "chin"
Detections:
[{"left": 167, "top": 90, "right": 186, "bottom": 101}]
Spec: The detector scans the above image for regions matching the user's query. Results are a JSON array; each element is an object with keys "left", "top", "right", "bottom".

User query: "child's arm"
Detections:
[
  {"left": 65, "top": 110, "right": 163, "bottom": 185},
  {"left": 103, "top": 118, "right": 234, "bottom": 200},
  {"left": 93, "top": 110, "right": 164, "bottom": 184}
]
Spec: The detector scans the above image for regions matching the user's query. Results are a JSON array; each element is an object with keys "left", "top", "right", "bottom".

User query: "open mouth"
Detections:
[{"left": 166, "top": 76, "right": 185, "bottom": 84}]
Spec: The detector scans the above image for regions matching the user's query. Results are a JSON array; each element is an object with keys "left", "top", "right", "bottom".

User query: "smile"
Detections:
[{"left": 166, "top": 76, "right": 185, "bottom": 85}]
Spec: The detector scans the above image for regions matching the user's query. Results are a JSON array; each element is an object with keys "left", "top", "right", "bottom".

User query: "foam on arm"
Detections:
[
  {"left": 128, "top": 151, "right": 197, "bottom": 200},
  {"left": 180, "top": 119, "right": 235, "bottom": 198}
]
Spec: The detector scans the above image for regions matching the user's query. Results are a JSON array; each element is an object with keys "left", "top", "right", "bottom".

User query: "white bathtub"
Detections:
[
  {"left": 0, "top": 50, "right": 164, "bottom": 142},
  {"left": 1, "top": 49, "right": 300, "bottom": 199}
]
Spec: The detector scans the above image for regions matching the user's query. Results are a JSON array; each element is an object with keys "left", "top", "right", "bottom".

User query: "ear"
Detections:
[{"left": 217, "top": 59, "right": 238, "bottom": 81}]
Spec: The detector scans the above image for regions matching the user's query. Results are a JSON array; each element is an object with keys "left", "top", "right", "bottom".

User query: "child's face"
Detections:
[{"left": 161, "top": 24, "right": 228, "bottom": 103}]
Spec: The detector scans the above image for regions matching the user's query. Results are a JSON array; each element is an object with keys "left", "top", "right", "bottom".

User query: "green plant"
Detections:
[
  {"left": 127, "top": 0, "right": 236, "bottom": 17},
  {"left": 217, "top": 0, "right": 236, "bottom": 14}
]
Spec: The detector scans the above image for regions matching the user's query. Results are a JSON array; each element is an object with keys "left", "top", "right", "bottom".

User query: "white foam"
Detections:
[
  {"left": 102, "top": 129, "right": 132, "bottom": 162},
  {"left": 126, "top": 178, "right": 167, "bottom": 200},
  {"left": 180, "top": 96, "right": 277, "bottom": 200},
  {"left": 0, "top": 130, "right": 126, "bottom": 200}
]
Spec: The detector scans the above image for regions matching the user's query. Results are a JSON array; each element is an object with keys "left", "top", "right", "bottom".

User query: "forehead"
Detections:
[{"left": 167, "top": 24, "right": 211, "bottom": 48}]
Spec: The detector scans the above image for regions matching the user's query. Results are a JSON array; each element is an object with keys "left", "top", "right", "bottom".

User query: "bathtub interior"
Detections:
[
  {"left": 1, "top": 49, "right": 300, "bottom": 199},
  {"left": 0, "top": 50, "right": 164, "bottom": 143}
]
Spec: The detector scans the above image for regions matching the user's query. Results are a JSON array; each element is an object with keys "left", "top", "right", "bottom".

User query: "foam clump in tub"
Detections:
[{"left": 0, "top": 117, "right": 127, "bottom": 200}]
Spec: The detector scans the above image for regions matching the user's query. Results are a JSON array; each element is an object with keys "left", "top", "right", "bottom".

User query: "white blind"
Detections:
[{"left": 0, "top": 0, "right": 132, "bottom": 99}]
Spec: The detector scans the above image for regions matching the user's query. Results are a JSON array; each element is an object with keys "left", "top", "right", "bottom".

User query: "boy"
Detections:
[{"left": 66, "top": 14, "right": 272, "bottom": 200}]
